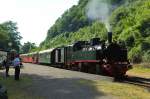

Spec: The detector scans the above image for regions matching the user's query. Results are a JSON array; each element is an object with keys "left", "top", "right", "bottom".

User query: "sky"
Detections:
[{"left": 0, "top": 0, "right": 79, "bottom": 45}]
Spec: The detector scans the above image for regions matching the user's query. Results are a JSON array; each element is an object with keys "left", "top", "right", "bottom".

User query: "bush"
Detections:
[
  {"left": 141, "top": 41, "right": 150, "bottom": 51},
  {"left": 0, "top": 85, "right": 8, "bottom": 99},
  {"left": 128, "top": 46, "right": 142, "bottom": 63},
  {"left": 142, "top": 51, "right": 150, "bottom": 63}
]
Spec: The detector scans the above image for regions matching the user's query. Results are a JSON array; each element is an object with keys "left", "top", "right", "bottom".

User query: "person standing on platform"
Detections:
[
  {"left": 13, "top": 54, "right": 21, "bottom": 80},
  {"left": 3, "top": 59, "right": 10, "bottom": 77}
]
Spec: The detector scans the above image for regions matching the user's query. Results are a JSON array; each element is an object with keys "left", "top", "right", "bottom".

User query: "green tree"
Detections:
[
  {"left": 0, "top": 24, "right": 9, "bottom": 41},
  {"left": 0, "top": 21, "right": 22, "bottom": 52},
  {"left": 20, "top": 42, "right": 37, "bottom": 54}
]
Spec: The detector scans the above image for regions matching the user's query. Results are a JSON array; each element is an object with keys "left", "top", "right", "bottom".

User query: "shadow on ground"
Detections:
[
  {"left": 0, "top": 72, "right": 109, "bottom": 99},
  {"left": 22, "top": 73, "right": 107, "bottom": 99}
]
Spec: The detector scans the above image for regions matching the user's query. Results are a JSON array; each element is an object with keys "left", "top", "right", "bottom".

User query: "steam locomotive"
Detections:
[{"left": 21, "top": 32, "right": 132, "bottom": 79}]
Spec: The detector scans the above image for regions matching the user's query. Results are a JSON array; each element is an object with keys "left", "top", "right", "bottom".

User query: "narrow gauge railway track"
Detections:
[
  {"left": 122, "top": 76, "right": 150, "bottom": 89},
  {"left": 63, "top": 67, "right": 150, "bottom": 89}
]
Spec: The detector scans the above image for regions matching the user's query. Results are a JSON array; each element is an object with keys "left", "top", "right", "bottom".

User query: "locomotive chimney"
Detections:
[{"left": 108, "top": 32, "right": 112, "bottom": 43}]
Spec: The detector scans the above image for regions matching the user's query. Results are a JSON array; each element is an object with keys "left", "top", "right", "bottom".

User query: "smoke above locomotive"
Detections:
[{"left": 86, "top": 0, "right": 113, "bottom": 32}]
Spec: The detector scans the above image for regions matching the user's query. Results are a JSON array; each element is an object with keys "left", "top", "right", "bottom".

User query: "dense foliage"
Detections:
[
  {"left": 0, "top": 21, "right": 22, "bottom": 52},
  {"left": 111, "top": 0, "right": 150, "bottom": 63},
  {"left": 40, "top": 0, "right": 150, "bottom": 63},
  {"left": 20, "top": 42, "right": 37, "bottom": 54}
]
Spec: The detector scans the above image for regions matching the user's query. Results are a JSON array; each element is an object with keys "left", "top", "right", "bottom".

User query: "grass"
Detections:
[
  {"left": 127, "top": 63, "right": 150, "bottom": 78},
  {"left": 78, "top": 80, "right": 150, "bottom": 99},
  {"left": 0, "top": 76, "right": 44, "bottom": 99},
  {"left": 95, "top": 81, "right": 150, "bottom": 99},
  {"left": 78, "top": 63, "right": 150, "bottom": 99}
]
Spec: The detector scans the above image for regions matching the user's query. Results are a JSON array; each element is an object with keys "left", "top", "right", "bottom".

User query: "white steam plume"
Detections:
[{"left": 86, "top": 0, "right": 112, "bottom": 32}]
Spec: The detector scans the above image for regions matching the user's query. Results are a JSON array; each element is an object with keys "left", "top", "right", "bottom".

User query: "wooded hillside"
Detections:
[{"left": 40, "top": 0, "right": 150, "bottom": 63}]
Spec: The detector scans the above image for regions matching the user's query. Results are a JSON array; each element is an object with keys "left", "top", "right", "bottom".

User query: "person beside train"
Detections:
[
  {"left": 2, "top": 58, "right": 10, "bottom": 77},
  {"left": 13, "top": 54, "right": 21, "bottom": 80}
]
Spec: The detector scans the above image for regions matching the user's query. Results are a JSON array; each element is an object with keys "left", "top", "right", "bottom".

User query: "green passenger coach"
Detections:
[{"left": 39, "top": 49, "right": 53, "bottom": 64}]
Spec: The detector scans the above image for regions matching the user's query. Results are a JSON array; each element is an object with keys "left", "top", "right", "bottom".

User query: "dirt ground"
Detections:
[{"left": 1, "top": 63, "right": 115, "bottom": 99}]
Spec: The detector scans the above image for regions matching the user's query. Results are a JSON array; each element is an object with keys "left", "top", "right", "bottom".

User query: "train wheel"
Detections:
[
  {"left": 78, "top": 63, "right": 82, "bottom": 72},
  {"left": 114, "top": 74, "right": 125, "bottom": 81},
  {"left": 71, "top": 64, "right": 78, "bottom": 71},
  {"left": 66, "top": 65, "right": 70, "bottom": 70},
  {"left": 68, "top": 64, "right": 72, "bottom": 70},
  {"left": 69, "top": 64, "right": 73, "bottom": 70},
  {"left": 87, "top": 64, "right": 95, "bottom": 74},
  {"left": 96, "top": 64, "right": 101, "bottom": 74}
]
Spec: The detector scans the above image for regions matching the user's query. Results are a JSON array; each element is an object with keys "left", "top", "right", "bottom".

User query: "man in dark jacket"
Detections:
[{"left": 3, "top": 59, "right": 10, "bottom": 77}]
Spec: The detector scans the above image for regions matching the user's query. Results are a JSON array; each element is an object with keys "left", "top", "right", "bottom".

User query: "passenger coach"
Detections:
[{"left": 38, "top": 49, "right": 53, "bottom": 64}]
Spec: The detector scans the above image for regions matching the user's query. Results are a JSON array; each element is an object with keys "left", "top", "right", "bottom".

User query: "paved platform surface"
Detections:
[{"left": 4, "top": 63, "right": 114, "bottom": 99}]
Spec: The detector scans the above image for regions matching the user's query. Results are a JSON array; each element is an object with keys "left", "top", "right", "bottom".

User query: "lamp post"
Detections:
[
  {"left": 8, "top": 42, "right": 12, "bottom": 46},
  {"left": 8, "top": 42, "right": 12, "bottom": 51}
]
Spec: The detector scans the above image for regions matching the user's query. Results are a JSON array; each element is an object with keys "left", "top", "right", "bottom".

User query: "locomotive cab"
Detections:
[{"left": 73, "top": 41, "right": 88, "bottom": 51}]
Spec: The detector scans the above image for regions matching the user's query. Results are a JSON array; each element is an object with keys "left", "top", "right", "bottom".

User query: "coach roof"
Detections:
[{"left": 39, "top": 48, "right": 54, "bottom": 54}]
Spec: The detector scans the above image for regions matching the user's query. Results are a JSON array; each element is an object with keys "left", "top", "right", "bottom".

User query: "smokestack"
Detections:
[{"left": 108, "top": 32, "right": 112, "bottom": 43}]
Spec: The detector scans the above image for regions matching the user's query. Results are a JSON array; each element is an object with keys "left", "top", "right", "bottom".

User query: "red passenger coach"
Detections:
[
  {"left": 20, "top": 54, "right": 29, "bottom": 63},
  {"left": 20, "top": 53, "right": 33, "bottom": 63},
  {"left": 27, "top": 53, "right": 33, "bottom": 63},
  {"left": 20, "top": 52, "right": 38, "bottom": 64}
]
